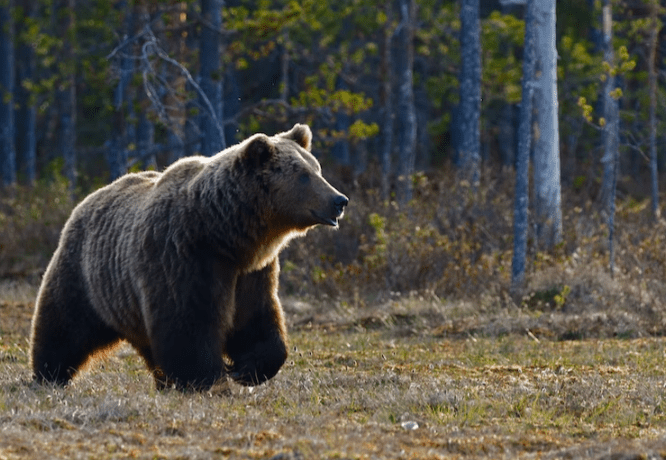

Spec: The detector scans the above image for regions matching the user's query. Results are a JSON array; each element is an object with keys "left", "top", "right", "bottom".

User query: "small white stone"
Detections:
[{"left": 400, "top": 421, "right": 419, "bottom": 431}]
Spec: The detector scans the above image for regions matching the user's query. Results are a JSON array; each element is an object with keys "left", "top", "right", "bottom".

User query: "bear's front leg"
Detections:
[
  {"left": 146, "top": 263, "right": 236, "bottom": 391},
  {"left": 226, "top": 258, "right": 288, "bottom": 386},
  {"left": 149, "top": 308, "right": 226, "bottom": 391}
]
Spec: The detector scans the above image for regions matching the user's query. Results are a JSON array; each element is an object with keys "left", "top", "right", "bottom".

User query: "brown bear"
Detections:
[{"left": 29, "top": 124, "right": 348, "bottom": 390}]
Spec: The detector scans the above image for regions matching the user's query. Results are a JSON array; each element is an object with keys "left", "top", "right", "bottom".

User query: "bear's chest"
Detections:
[{"left": 243, "top": 229, "right": 303, "bottom": 273}]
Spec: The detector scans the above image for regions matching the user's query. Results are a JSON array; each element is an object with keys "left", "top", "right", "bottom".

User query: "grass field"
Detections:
[{"left": 2, "top": 280, "right": 666, "bottom": 459}]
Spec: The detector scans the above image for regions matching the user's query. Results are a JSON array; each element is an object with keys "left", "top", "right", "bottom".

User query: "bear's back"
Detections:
[
  {"left": 77, "top": 171, "right": 161, "bottom": 223},
  {"left": 155, "top": 156, "right": 207, "bottom": 191}
]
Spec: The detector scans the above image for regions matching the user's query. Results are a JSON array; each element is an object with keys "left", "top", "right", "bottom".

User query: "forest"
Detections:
[
  {"left": 3, "top": 0, "right": 666, "bottom": 458},
  {"left": 0, "top": 0, "right": 664, "bottom": 289}
]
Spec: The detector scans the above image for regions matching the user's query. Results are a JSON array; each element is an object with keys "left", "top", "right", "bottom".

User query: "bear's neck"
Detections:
[
  {"left": 242, "top": 226, "right": 307, "bottom": 273},
  {"left": 187, "top": 161, "right": 296, "bottom": 271}
]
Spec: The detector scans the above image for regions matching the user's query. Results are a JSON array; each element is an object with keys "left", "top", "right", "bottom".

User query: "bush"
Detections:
[
  {"left": 280, "top": 168, "right": 516, "bottom": 302},
  {"left": 280, "top": 164, "right": 666, "bottom": 326},
  {"left": 0, "top": 176, "right": 74, "bottom": 278}
]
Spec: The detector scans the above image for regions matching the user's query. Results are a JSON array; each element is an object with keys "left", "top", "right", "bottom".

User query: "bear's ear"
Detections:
[
  {"left": 241, "top": 134, "right": 276, "bottom": 168},
  {"left": 279, "top": 124, "right": 312, "bottom": 151}
]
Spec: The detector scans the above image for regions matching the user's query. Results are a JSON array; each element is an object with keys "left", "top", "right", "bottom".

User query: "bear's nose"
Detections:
[{"left": 334, "top": 195, "right": 349, "bottom": 214}]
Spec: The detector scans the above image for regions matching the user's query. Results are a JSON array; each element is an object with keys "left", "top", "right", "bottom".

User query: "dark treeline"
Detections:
[{"left": 0, "top": 1, "right": 664, "bottom": 254}]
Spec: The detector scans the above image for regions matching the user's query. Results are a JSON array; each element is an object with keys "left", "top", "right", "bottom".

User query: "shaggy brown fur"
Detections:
[{"left": 30, "top": 124, "right": 348, "bottom": 390}]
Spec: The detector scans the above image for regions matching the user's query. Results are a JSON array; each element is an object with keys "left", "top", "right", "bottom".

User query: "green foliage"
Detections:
[
  {"left": 481, "top": 11, "right": 524, "bottom": 105},
  {"left": 292, "top": 87, "right": 373, "bottom": 116},
  {"left": 225, "top": 0, "right": 381, "bottom": 144},
  {"left": 611, "top": 1, "right": 665, "bottom": 149},
  {"left": 4, "top": 0, "right": 666, "bottom": 188},
  {"left": 522, "top": 285, "right": 571, "bottom": 311},
  {"left": 572, "top": 0, "right": 665, "bottom": 155},
  {"left": 418, "top": 1, "right": 459, "bottom": 141},
  {"left": 557, "top": 0, "right": 596, "bottom": 42},
  {"left": 559, "top": 34, "right": 603, "bottom": 143},
  {"left": 570, "top": 10, "right": 634, "bottom": 129},
  {"left": 577, "top": 96, "right": 594, "bottom": 124}
]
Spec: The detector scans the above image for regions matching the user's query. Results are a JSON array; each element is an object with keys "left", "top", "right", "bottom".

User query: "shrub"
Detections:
[
  {"left": 0, "top": 175, "right": 74, "bottom": 278},
  {"left": 280, "top": 168, "right": 516, "bottom": 302}
]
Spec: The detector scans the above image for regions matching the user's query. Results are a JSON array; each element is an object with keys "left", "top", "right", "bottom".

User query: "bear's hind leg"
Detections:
[
  {"left": 226, "top": 259, "right": 288, "bottom": 386},
  {"left": 31, "top": 283, "right": 121, "bottom": 385}
]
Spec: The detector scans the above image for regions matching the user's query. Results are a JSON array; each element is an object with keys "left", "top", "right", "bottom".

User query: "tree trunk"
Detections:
[
  {"left": 600, "top": 0, "right": 620, "bottom": 277},
  {"left": 511, "top": 0, "right": 536, "bottom": 290},
  {"left": 55, "top": 0, "right": 76, "bottom": 190},
  {"left": 14, "top": 0, "right": 36, "bottom": 185},
  {"left": 0, "top": 0, "right": 16, "bottom": 187},
  {"left": 380, "top": 1, "right": 393, "bottom": 201},
  {"left": 395, "top": 0, "right": 417, "bottom": 204},
  {"left": 532, "top": 0, "right": 562, "bottom": 249},
  {"left": 199, "top": 0, "right": 225, "bottom": 156},
  {"left": 457, "top": 0, "right": 481, "bottom": 188},
  {"left": 599, "top": 0, "right": 619, "bottom": 215},
  {"left": 648, "top": 0, "right": 660, "bottom": 219},
  {"left": 109, "top": 2, "right": 134, "bottom": 181}
]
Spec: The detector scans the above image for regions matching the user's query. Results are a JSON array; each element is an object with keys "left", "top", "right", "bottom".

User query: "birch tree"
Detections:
[
  {"left": 647, "top": 0, "right": 661, "bottom": 219},
  {"left": 599, "top": 0, "right": 619, "bottom": 216},
  {"left": 457, "top": 0, "right": 481, "bottom": 188},
  {"left": 0, "top": 0, "right": 16, "bottom": 187},
  {"left": 395, "top": 0, "right": 417, "bottom": 204},
  {"left": 532, "top": 0, "right": 562, "bottom": 249},
  {"left": 601, "top": 0, "right": 621, "bottom": 276},
  {"left": 511, "top": 0, "right": 536, "bottom": 290}
]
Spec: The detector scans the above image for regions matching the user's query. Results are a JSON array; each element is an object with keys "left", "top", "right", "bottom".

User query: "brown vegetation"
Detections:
[{"left": 282, "top": 166, "right": 666, "bottom": 340}]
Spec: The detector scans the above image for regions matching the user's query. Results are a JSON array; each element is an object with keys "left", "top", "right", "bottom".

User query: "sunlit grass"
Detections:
[{"left": 3, "top": 290, "right": 666, "bottom": 459}]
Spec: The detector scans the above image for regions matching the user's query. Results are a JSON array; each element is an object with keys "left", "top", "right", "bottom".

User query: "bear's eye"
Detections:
[{"left": 299, "top": 173, "right": 310, "bottom": 185}]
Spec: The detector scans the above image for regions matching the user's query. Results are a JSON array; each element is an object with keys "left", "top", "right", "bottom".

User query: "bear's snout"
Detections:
[
  {"left": 308, "top": 192, "right": 349, "bottom": 228},
  {"left": 323, "top": 193, "right": 349, "bottom": 227},
  {"left": 334, "top": 195, "right": 349, "bottom": 215}
]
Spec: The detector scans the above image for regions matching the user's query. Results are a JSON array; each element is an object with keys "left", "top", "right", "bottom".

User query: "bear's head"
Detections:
[{"left": 240, "top": 124, "right": 348, "bottom": 231}]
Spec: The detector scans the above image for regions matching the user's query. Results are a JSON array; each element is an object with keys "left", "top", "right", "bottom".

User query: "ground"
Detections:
[{"left": 2, "top": 279, "right": 666, "bottom": 459}]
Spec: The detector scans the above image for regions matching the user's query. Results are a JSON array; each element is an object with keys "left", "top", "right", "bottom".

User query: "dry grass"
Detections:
[
  {"left": 3, "top": 285, "right": 666, "bottom": 459},
  {"left": 3, "top": 167, "right": 666, "bottom": 458}
]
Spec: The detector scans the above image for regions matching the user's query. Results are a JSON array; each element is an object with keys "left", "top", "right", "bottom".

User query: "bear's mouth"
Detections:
[{"left": 310, "top": 210, "right": 339, "bottom": 227}]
